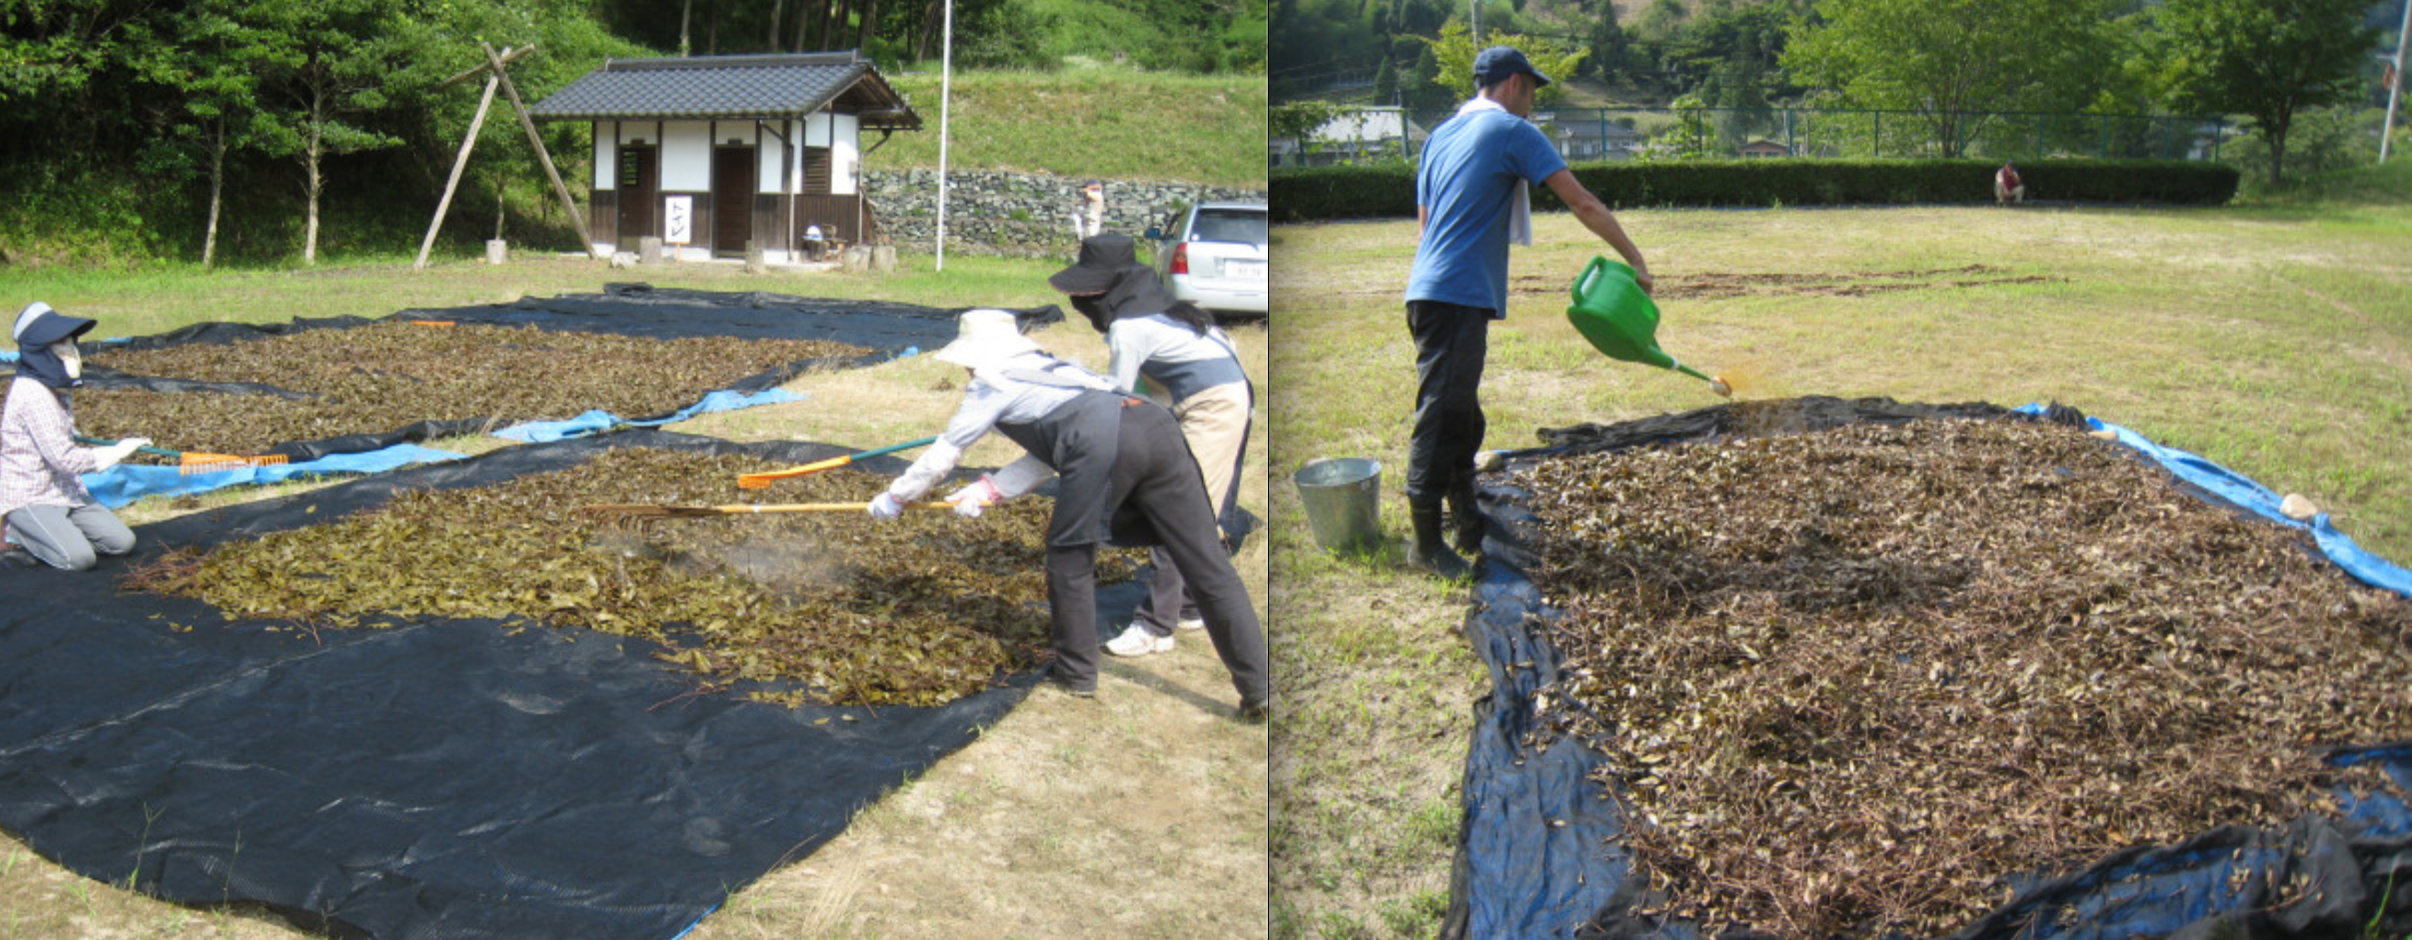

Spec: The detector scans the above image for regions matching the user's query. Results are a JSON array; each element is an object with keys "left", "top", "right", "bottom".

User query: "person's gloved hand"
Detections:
[
  {"left": 945, "top": 475, "right": 1003, "bottom": 519},
  {"left": 867, "top": 492, "right": 905, "bottom": 520},
  {"left": 93, "top": 438, "right": 149, "bottom": 470}
]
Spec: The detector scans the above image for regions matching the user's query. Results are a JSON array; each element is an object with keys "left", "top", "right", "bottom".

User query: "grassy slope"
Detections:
[
  {"left": 1268, "top": 161, "right": 2412, "bottom": 938},
  {"left": 878, "top": 68, "right": 1269, "bottom": 188}
]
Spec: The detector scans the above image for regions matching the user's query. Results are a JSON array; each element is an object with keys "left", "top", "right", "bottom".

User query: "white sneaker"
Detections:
[
  {"left": 1104, "top": 624, "right": 1176, "bottom": 657},
  {"left": 1175, "top": 616, "right": 1206, "bottom": 632}
]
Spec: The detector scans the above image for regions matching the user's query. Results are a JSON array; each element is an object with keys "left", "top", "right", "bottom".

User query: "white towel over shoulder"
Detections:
[{"left": 1455, "top": 97, "right": 1533, "bottom": 246}]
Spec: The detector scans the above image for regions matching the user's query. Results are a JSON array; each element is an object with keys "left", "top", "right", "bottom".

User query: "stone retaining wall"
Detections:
[{"left": 863, "top": 169, "right": 1263, "bottom": 258}]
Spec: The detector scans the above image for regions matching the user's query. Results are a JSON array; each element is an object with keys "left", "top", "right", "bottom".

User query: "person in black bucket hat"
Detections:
[
  {"left": 1401, "top": 44, "right": 1654, "bottom": 581},
  {"left": 3, "top": 302, "right": 151, "bottom": 571},
  {"left": 1050, "top": 234, "right": 1256, "bottom": 661}
]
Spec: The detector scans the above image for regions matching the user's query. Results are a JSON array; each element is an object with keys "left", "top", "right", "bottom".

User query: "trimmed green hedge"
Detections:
[{"left": 1269, "top": 159, "right": 2239, "bottom": 222}]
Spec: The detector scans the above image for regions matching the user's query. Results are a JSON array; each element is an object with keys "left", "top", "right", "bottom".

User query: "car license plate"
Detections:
[{"left": 1222, "top": 259, "right": 1266, "bottom": 280}]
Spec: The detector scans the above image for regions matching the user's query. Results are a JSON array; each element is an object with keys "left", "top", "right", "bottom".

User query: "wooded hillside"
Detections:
[{"left": 0, "top": 0, "right": 1268, "bottom": 268}]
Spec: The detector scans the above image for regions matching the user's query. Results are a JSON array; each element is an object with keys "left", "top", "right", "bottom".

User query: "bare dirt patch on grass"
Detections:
[{"left": 1508, "top": 265, "right": 2060, "bottom": 301}]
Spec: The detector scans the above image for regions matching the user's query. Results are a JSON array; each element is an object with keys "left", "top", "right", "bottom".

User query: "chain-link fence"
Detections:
[{"left": 1274, "top": 106, "right": 2229, "bottom": 167}]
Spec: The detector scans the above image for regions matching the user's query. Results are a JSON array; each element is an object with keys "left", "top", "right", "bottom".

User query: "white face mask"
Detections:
[{"left": 53, "top": 340, "right": 80, "bottom": 379}]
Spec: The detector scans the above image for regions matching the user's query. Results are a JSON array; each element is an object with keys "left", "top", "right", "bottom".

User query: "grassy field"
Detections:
[
  {"left": 1267, "top": 163, "right": 2412, "bottom": 938},
  {"left": 881, "top": 69, "right": 1269, "bottom": 188},
  {"left": 0, "top": 255, "right": 1269, "bottom": 938}
]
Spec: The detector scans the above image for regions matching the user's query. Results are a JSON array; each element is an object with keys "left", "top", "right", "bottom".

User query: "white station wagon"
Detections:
[{"left": 1147, "top": 201, "right": 1268, "bottom": 317}]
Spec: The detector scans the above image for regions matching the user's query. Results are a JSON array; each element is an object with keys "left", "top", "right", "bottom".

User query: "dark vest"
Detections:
[{"left": 994, "top": 389, "right": 1133, "bottom": 548}]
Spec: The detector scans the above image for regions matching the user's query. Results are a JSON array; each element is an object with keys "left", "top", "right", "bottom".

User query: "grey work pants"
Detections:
[{"left": 4, "top": 503, "right": 136, "bottom": 571}]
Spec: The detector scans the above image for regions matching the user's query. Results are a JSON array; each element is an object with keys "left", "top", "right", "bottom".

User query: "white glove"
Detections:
[
  {"left": 945, "top": 475, "right": 1004, "bottom": 519},
  {"left": 93, "top": 439, "right": 147, "bottom": 470},
  {"left": 867, "top": 492, "right": 905, "bottom": 520}
]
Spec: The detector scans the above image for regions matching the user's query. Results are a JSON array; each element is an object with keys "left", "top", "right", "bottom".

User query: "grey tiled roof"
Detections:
[{"left": 528, "top": 52, "right": 919, "bottom": 127}]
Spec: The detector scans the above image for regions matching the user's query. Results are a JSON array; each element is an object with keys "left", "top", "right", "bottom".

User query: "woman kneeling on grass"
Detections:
[
  {"left": 2, "top": 302, "right": 151, "bottom": 571},
  {"left": 1050, "top": 234, "right": 1254, "bottom": 660},
  {"left": 865, "top": 309, "right": 1270, "bottom": 722}
]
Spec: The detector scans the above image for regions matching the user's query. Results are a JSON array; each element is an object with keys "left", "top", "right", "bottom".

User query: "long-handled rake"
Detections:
[
  {"left": 75, "top": 435, "right": 291, "bottom": 475},
  {"left": 579, "top": 501, "right": 950, "bottom": 519},
  {"left": 736, "top": 436, "right": 941, "bottom": 490}
]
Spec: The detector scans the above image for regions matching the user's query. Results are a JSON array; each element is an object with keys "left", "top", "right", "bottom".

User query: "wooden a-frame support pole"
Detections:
[
  {"left": 415, "top": 71, "right": 500, "bottom": 270},
  {"left": 414, "top": 43, "right": 598, "bottom": 269}
]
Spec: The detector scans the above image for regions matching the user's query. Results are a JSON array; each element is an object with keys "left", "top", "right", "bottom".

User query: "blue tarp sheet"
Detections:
[
  {"left": 80, "top": 443, "right": 469, "bottom": 508},
  {"left": 492, "top": 388, "right": 807, "bottom": 443},
  {"left": 1447, "top": 397, "right": 2412, "bottom": 940}
]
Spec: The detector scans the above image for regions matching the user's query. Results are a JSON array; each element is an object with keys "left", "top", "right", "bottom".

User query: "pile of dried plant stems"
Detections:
[
  {"left": 123, "top": 448, "right": 1142, "bottom": 708},
  {"left": 74, "top": 321, "right": 864, "bottom": 455},
  {"left": 1517, "top": 416, "right": 2412, "bottom": 937}
]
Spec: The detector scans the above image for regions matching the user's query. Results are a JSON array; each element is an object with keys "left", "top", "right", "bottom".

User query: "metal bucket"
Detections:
[{"left": 1293, "top": 458, "right": 1382, "bottom": 555}]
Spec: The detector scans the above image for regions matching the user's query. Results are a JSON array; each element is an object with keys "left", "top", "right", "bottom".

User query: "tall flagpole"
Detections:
[
  {"left": 935, "top": 0, "right": 955, "bottom": 270},
  {"left": 2384, "top": 0, "right": 2410, "bottom": 163}
]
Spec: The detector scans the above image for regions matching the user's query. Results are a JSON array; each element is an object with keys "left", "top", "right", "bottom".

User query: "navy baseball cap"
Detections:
[{"left": 1473, "top": 46, "right": 1552, "bottom": 88}]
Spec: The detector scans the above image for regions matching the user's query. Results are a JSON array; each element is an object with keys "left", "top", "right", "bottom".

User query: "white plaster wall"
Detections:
[
  {"left": 661, "top": 121, "right": 711, "bottom": 191},
  {"left": 789, "top": 119, "right": 806, "bottom": 194},
  {"left": 757, "top": 125, "right": 784, "bottom": 194},
  {"left": 831, "top": 113, "right": 860, "bottom": 196},
  {"left": 592, "top": 122, "right": 617, "bottom": 190}
]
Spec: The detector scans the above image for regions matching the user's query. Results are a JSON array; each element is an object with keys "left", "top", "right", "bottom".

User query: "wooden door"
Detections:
[
  {"left": 616, "top": 144, "right": 658, "bottom": 246},
  {"left": 713, "top": 146, "right": 755, "bottom": 256}
]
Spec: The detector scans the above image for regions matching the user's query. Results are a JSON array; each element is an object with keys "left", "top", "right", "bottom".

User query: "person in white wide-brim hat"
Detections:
[
  {"left": 3, "top": 302, "right": 151, "bottom": 571},
  {"left": 868, "top": 308, "right": 1269, "bottom": 721}
]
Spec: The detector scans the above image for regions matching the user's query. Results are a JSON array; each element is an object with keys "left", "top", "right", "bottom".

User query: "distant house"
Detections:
[
  {"left": 529, "top": 51, "right": 920, "bottom": 263},
  {"left": 1271, "top": 107, "right": 1420, "bottom": 167},
  {"left": 1534, "top": 111, "right": 1645, "bottom": 161},
  {"left": 1738, "top": 138, "right": 1793, "bottom": 158}
]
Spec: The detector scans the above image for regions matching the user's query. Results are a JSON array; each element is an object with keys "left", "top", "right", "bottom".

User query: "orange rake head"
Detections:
[{"left": 177, "top": 453, "right": 290, "bottom": 476}]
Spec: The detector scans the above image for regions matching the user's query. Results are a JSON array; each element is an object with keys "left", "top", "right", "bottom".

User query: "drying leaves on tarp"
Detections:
[
  {"left": 121, "top": 447, "right": 1140, "bottom": 708},
  {"left": 1515, "top": 416, "right": 2412, "bottom": 938},
  {"left": 63, "top": 321, "right": 863, "bottom": 456}
]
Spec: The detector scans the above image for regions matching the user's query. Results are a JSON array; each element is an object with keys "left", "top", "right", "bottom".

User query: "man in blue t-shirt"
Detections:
[{"left": 1402, "top": 45, "right": 1655, "bottom": 580}]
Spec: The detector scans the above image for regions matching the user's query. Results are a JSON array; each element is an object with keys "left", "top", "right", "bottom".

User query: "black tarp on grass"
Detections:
[
  {"left": 13, "top": 289, "right": 1063, "bottom": 461},
  {"left": 0, "top": 429, "right": 1139, "bottom": 940},
  {"left": 1443, "top": 396, "right": 2412, "bottom": 940}
]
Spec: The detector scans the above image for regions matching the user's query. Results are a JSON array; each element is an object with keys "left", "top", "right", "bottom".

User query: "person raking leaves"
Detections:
[
  {"left": 865, "top": 309, "right": 1271, "bottom": 722},
  {"left": 2, "top": 302, "right": 150, "bottom": 571}
]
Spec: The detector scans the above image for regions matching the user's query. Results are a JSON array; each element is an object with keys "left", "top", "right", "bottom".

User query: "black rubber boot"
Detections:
[
  {"left": 1446, "top": 481, "right": 1484, "bottom": 556},
  {"left": 1409, "top": 497, "right": 1474, "bottom": 581}
]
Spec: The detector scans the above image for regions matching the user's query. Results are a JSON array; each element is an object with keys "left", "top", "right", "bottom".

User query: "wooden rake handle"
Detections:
[{"left": 579, "top": 501, "right": 951, "bottom": 518}]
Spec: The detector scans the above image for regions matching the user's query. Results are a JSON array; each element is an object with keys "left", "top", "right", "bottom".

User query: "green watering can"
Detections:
[{"left": 1566, "top": 256, "right": 1730, "bottom": 397}]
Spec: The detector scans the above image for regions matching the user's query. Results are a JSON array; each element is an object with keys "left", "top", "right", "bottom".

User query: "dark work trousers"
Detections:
[
  {"left": 1132, "top": 385, "right": 1253, "bottom": 638},
  {"left": 1043, "top": 404, "right": 1270, "bottom": 704},
  {"left": 1405, "top": 299, "right": 1492, "bottom": 502}
]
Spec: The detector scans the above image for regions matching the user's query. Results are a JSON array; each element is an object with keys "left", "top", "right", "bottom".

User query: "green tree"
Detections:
[
  {"left": 1587, "top": 0, "right": 1633, "bottom": 82},
  {"left": 2154, "top": 0, "right": 2380, "bottom": 187},
  {"left": 1374, "top": 50, "right": 1399, "bottom": 105},
  {"left": 1416, "top": 19, "right": 1588, "bottom": 109},
  {"left": 1401, "top": 42, "right": 1453, "bottom": 114},
  {"left": 130, "top": 0, "right": 286, "bottom": 267},
  {"left": 245, "top": 0, "right": 414, "bottom": 264},
  {"left": 1782, "top": 0, "right": 2124, "bottom": 156}
]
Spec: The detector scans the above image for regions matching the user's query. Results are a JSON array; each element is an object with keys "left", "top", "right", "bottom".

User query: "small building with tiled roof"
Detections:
[{"left": 530, "top": 51, "right": 919, "bottom": 263}]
